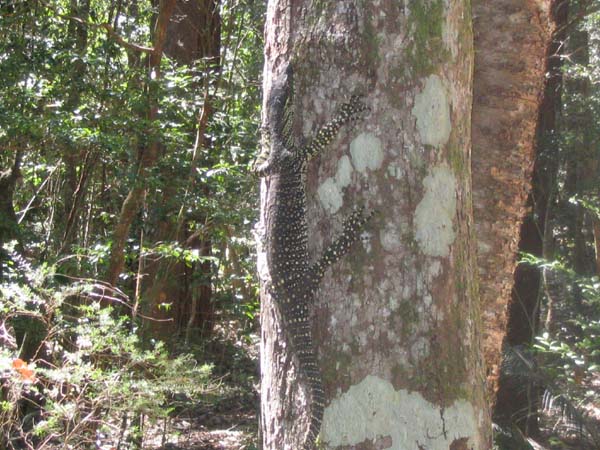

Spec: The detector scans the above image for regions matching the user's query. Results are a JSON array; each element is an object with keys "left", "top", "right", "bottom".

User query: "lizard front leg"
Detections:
[
  {"left": 301, "top": 95, "right": 369, "bottom": 162},
  {"left": 309, "top": 207, "right": 374, "bottom": 288}
]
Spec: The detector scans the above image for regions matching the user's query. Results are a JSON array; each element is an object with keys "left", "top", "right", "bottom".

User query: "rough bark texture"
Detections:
[
  {"left": 471, "top": 0, "right": 556, "bottom": 399},
  {"left": 494, "top": 210, "right": 543, "bottom": 435},
  {"left": 494, "top": 0, "right": 567, "bottom": 434},
  {"left": 165, "top": 0, "right": 220, "bottom": 66},
  {"left": 258, "top": 1, "right": 488, "bottom": 448}
]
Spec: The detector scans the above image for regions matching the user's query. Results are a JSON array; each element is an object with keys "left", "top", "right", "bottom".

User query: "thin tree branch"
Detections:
[
  {"left": 554, "top": 1, "right": 600, "bottom": 36},
  {"left": 40, "top": 0, "right": 155, "bottom": 53}
]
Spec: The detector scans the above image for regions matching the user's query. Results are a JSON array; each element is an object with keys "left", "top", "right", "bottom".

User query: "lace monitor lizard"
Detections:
[{"left": 255, "top": 65, "right": 372, "bottom": 450}]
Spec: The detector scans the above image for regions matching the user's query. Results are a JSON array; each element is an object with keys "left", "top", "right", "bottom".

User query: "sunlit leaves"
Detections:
[
  {"left": 142, "top": 241, "right": 219, "bottom": 268},
  {"left": 1, "top": 263, "right": 214, "bottom": 446}
]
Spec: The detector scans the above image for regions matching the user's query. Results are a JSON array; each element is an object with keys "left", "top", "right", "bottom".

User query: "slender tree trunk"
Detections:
[
  {"left": 471, "top": 0, "right": 556, "bottom": 399},
  {"left": 60, "top": 0, "right": 91, "bottom": 254},
  {"left": 0, "top": 150, "right": 24, "bottom": 279},
  {"left": 105, "top": 0, "right": 177, "bottom": 287},
  {"left": 593, "top": 219, "right": 600, "bottom": 277},
  {"left": 562, "top": 4, "right": 594, "bottom": 311},
  {"left": 142, "top": 0, "right": 221, "bottom": 338},
  {"left": 542, "top": 0, "right": 568, "bottom": 333},
  {"left": 258, "top": 1, "right": 488, "bottom": 448}
]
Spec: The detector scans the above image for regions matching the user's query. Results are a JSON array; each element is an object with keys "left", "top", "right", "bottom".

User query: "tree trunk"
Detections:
[
  {"left": 593, "top": 218, "right": 600, "bottom": 277},
  {"left": 59, "top": 0, "right": 91, "bottom": 255},
  {"left": 562, "top": 5, "right": 595, "bottom": 310},
  {"left": 258, "top": 1, "right": 488, "bottom": 449},
  {"left": 493, "top": 209, "right": 544, "bottom": 436},
  {"left": 105, "top": 0, "right": 176, "bottom": 287},
  {"left": 0, "top": 150, "right": 23, "bottom": 279},
  {"left": 142, "top": 0, "right": 221, "bottom": 338},
  {"left": 493, "top": 0, "right": 567, "bottom": 434},
  {"left": 471, "top": 0, "right": 556, "bottom": 399}
]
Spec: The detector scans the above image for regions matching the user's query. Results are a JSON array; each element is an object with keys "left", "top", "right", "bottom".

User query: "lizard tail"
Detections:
[
  {"left": 296, "top": 346, "right": 325, "bottom": 450},
  {"left": 305, "top": 373, "right": 324, "bottom": 450}
]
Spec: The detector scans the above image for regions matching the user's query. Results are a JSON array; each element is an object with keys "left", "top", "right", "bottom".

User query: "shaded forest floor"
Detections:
[
  {"left": 534, "top": 372, "right": 600, "bottom": 450},
  {"left": 146, "top": 387, "right": 258, "bottom": 450},
  {"left": 86, "top": 314, "right": 598, "bottom": 450},
  {"left": 87, "top": 323, "right": 600, "bottom": 450},
  {"left": 145, "top": 323, "right": 260, "bottom": 450}
]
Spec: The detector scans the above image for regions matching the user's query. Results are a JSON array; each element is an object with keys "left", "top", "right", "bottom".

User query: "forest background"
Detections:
[{"left": 0, "top": 0, "right": 599, "bottom": 449}]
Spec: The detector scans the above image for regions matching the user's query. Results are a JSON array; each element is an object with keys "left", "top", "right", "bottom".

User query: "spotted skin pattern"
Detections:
[{"left": 256, "top": 67, "right": 371, "bottom": 450}]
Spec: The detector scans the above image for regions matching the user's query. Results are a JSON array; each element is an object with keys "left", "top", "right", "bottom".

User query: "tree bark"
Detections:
[
  {"left": 0, "top": 150, "right": 23, "bottom": 279},
  {"left": 493, "top": 0, "right": 567, "bottom": 435},
  {"left": 105, "top": 0, "right": 176, "bottom": 287},
  {"left": 258, "top": 1, "right": 488, "bottom": 448},
  {"left": 593, "top": 218, "right": 600, "bottom": 277},
  {"left": 142, "top": 0, "right": 221, "bottom": 338},
  {"left": 471, "top": 0, "right": 556, "bottom": 399}
]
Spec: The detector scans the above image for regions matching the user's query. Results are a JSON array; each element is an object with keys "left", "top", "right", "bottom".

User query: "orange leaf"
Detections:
[
  {"left": 12, "top": 358, "right": 26, "bottom": 369},
  {"left": 12, "top": 359, "right": 36, "bottom": 382},
  {"left": 20, "top": 368, "right": 35, "bottom": 381}
]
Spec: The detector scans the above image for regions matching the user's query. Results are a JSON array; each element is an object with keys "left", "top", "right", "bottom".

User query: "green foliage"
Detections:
[
  {"left": 0, "top": 259, "right": 213, "bottom": 448},
  {"left": 493, "top": 423, "right": 534, "bottom": 450},
  {"left": 517, "top": 253, "right": 600, "bottom": 444},
  {"left": 0, "top": 0, "right": 264, "bottom": 444},
  {"left": 0, "top": 0, "right": 263, "bottom": 320},
  {"left": 521, "top": 253, "right": 600, "bottom": 382}
]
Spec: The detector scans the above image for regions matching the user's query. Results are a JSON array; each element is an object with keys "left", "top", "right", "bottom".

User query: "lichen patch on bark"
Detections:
[
  {"left": 317, "top": 153, "right": 357, "bottom": 214},
  {"left": 414, "top": 164, "right": 457, "bottom": 257},
  {"left": 379, "top": 219, "right": 408, "bottom": 252},
  {"left": 317, "top": 135, "right": 382, "bottom": 214},
  {"left": 335, "top": 155, "right": 354, "bottom": 188},
  {"left": 321, "top": 375, "right": 477, "bottom": 449},
  {"left": 411, "top": 75, "right": 451, "bottom": 148},
  {"left": 350, "top": 132, "right": 384, "bottom": 173},
  {"left": 317, "top": 178, "right": 345, "bottom": 214}
]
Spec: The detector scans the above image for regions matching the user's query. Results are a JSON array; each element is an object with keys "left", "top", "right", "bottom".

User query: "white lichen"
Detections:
[
  {"left": 317, "top": 155, "right": 357, "bottom": 214},
  {"left": 428, "top": 260, "right": 442, "bottom": 280},
  {"left": 414, "top": 164, "right": 457, "bottom": 257},
  {"left": 379, "top": 220, "right": 404, "bottom": 252},
  {"left": 322, "top": 375, "right": 478, "bottom": 449},
  {"left": 350, "top": 132, "right": 384, "bottom": 173},
  {"left": 317, "top": 177, "right": 344, "bottom": 214},
  {"left": 335, "top": 155, "right": 353, "bottom": 188},
  {"left": 411, "top": 75, "right": 451, "bottom": 148},
  {"left": 387, "top": 163, "right": 404, "bottom": 180}
]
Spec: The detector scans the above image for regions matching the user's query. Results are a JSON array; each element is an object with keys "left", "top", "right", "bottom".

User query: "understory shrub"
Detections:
[{"left": 0, "top": 254, "right": 212, "bottom": 449}]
